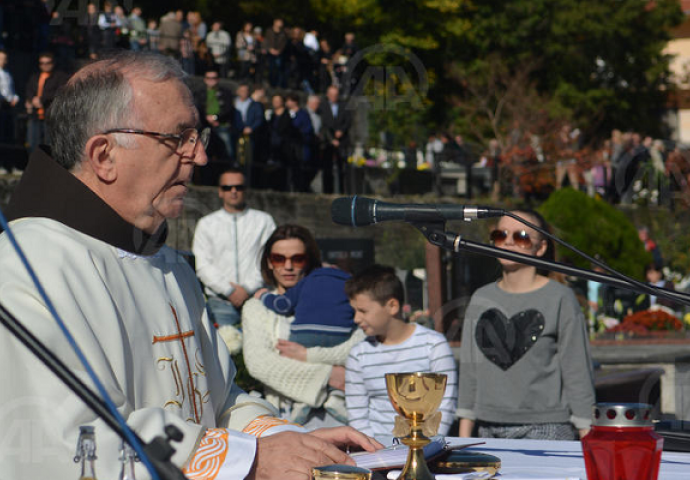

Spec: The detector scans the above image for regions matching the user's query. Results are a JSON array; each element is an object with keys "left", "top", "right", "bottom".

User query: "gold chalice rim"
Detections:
[{"left": 385, "top": 372, "right": 447, "bottom": 380}]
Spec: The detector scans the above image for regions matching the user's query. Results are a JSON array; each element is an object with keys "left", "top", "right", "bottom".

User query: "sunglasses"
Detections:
[
  {"left": 490, "top": 229, "right": 534, "bottom": 249},
  {"left": 269, "top": 253, "right": 308, "bottom": 268},
  {"left": 220, "top": 184, "right": 246, "bottom": 192}
]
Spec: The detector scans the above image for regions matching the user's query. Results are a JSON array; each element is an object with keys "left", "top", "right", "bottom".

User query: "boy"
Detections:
[{"left": 345, "top": 265, "right": 458, "bottom": 437}]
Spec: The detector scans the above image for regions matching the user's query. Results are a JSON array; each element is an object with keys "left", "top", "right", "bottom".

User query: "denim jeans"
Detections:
[
  {"left": 288, "top": 331, "right": 349, "bottom": 348},
  {"left": 206, "top": 297, "right": 241, "bottom": 327}
]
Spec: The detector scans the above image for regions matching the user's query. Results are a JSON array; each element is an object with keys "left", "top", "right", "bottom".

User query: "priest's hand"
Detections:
[{"left": 247, "top": 429, "right": 381, "bottom": 480}]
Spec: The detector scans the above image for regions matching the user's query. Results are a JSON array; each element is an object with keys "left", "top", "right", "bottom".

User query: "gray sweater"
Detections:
[{"left": 457, "top": 280, "right": 595, "bottom": 429}]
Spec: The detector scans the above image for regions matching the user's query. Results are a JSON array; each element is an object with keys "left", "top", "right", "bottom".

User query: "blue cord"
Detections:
[{"left": 0, "top": 209, "right": 162, "bottom": 480}]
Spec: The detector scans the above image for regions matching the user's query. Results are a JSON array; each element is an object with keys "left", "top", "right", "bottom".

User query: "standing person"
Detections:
[
  {"left": 232, "top": 84, "right": 265, "bottom": 184},
  {"left": 1, "top": 50, "right": 380, "bottom": 480},
  {"left": 318, "top": 85, "right": 352, "bottom": 193},
  {"left": 82, "top": 2, "right": 101, "bottom": 60},
  {"left": 97, "top": 1, "right": 118, "bottom": 51},
  {"left": 146, "top": 18, "right": 160, "bottom": 52},
  {"left": 24, "top": 52, "right": 68, "bottom": 151},
  {"left": 194, "top": 69, "right": 234, "bottom": 163},
  {"left": 267, "top": 94, "right": 294, "bottom": 191},
  {"left": 285, "top": 93, "right": 314, "bottom": 192},
  {"left": 158, "top": 11, "right": 182, "bottom": 56},
  {"left": 242, "top": 225, "right": 367, "bottom": 428},
  {"left": 305, "top": 95, "right": 323, "bottom": 192},
  {"left": 0, "top": 49, "right": 19, "bottom": 147},
  {"left": 264, "top": 18, "right": 288, "bottom": 88},
  {"left": 193, "top": 168, "right": 276, "bottom": 328},
  {"left": 344, "top": 265, "right": 458, "bottom": 437},
  {"left": 457, "top": 210, "right": 595, "bottom": 440},
  {"left": 236, "top": 22, "right": 256, "bottom": 81},
  {"left": 127, "top": 6, "right": 147, "bottom": 51},
  {"left": 206, "top": 21, "right": 231, "bottom": 78},
  {"left": 638, "top": 226, "right": 663, "bottom": 269},
  {"left": 317, "top": 38, "right": 334, "bottom": 93},
  {"left": 179, "top": 29, "right": 196, "bottom": 75}
]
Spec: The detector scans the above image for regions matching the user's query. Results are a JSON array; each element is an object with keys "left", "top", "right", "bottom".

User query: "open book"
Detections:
[{"left": 351, "top": 436, "right": 447, "bottom": 471}]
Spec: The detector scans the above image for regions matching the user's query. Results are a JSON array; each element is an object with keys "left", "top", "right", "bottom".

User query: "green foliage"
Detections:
[
  {"left": 231, "top": 352, "right": 264, "bottom": 395},
  {"left": 376, "top": 225, "right": 427, "bottom": 271},
  {"left": 538, "top": 188, "right": 651, "bottom": 279}
]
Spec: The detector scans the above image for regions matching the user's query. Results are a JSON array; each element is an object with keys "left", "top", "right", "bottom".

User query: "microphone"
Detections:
[{"left": 331, "top": 196, "right": 505, "bottom": 227}]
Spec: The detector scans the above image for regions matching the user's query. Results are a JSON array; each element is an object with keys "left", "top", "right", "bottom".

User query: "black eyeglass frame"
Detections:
[{"left": 100, "top": 127, "right": 211, "bottom": 152}]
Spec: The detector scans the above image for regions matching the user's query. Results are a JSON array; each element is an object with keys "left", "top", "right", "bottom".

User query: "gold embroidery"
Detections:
[{"left": 153, "top": 305, "right": 209, "bottom": 423}]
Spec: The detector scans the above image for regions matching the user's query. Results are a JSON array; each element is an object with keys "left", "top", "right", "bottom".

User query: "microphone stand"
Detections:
[
  {"left": 0, "top": 301, "right": 188, "bottom": 480},
  {"left": 409, "top": 220, "right": 690, "bottom": 307}
]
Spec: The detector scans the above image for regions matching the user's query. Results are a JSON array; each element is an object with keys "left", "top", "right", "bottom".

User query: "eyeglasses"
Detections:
[
  {"left": 101, "top": 127, "right": 211, "bottom": 154},
  {"left": 269, "top": 253, "right": 308, "bottom": 268},
  {"left": 490, "top": 229, "right": 534, "bottom": 249},
  {"left": 220, "top": 184, "right": 246, "bottom": 192},
  {"left": 205, "top": 76, "right": 219, "bottom": 80}
]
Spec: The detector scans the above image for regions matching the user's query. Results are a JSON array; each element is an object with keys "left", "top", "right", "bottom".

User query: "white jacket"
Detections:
[{"left": 193, "top": 208, "right": 276, "bottom": 298}]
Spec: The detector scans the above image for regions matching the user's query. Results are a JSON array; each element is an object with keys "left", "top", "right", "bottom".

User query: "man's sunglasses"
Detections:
[
  {"left": 220, "top": 184, "right": 246, "bottom": 192},
  {"left": 490, "top": 229, "right": 534, "bottom": 249},
  {"left": 269, "top": 253, "right": 308, "bottom": 268}
]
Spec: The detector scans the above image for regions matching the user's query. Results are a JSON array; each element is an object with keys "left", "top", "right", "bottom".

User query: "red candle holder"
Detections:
[{"left": 581, "top": 403, "right": 663, "bottom": 480}]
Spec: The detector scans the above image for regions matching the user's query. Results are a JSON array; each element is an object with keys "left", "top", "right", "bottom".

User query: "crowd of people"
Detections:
[
  {"left": 1, "top": 5, "right": 359, "bottom": 193},
  {"left": 30, "top": 3, "right": 358, "bottom": 93},
  {"left": 441, "top": 124, "right": 690, "bottom": 206}
]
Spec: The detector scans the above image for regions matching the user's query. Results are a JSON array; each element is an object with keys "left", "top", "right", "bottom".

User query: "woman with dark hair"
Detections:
[
  {"left": 457, "top": 210, "right": 595, "bottom": 440},
  {"left": 242, "top": 224, "right": 365, "bottom": 428}
]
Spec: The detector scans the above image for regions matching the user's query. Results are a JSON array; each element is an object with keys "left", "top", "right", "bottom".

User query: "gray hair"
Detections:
[{"left": 47, "top": 51, "right": 188, "bottom": 170}]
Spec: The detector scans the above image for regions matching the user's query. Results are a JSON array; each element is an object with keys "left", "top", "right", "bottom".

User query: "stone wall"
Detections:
[{"left": 0, "top": 175, "right": 486, "bottom": 271}]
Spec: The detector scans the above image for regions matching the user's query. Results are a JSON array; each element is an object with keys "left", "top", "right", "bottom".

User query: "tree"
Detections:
[{"left": 539, "top": 188, "right": 651, "bottom": 279}]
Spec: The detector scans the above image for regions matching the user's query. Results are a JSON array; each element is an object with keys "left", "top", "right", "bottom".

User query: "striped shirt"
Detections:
[{"left": 345, "top": 324, "right": 458, "bottom": 437}]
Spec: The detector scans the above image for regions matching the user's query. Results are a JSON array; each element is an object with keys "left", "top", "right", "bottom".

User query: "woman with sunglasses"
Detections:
[
  {"left": 242, "top": 224, "right": 365, "bottom": 428},
  {"left": 457, "top": 210, "right": 595, "bottom": 441}
]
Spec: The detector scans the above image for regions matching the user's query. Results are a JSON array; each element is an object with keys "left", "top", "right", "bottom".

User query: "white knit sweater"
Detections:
[{"left": 242, "top": 298, "right": 365, "bottom": 411}]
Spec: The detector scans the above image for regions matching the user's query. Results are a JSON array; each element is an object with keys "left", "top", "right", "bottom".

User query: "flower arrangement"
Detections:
[{"left": 606, "top": 305, "right": 683, "bottom": 336}]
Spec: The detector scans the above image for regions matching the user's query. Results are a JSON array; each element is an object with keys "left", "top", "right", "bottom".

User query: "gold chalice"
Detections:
[{"left": 385, "top": 372, "right": 447, "bottom": 480}]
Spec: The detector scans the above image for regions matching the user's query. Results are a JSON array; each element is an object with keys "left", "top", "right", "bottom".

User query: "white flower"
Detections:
[
  {"left": 218, "top": 325, "right": 243, "bottom": 355},
  {"left": 602, "top": 316, "right": 620, "bottom": 329}
]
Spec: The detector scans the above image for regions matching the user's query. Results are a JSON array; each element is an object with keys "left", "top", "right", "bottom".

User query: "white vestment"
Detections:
[{"left": 0, "top": 217, "right": 278, "bottom": 479}]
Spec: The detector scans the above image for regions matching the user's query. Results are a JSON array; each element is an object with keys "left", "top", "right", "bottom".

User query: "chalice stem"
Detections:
[{"left": 398, "top": 426, "right": 435, "bottom": 480}]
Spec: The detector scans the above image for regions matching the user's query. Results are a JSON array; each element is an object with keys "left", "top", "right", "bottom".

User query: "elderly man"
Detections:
[{"left": 0, "top": 51, "right": 378, "bottom": 480}]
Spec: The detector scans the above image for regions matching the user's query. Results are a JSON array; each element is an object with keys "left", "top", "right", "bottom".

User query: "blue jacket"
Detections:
[
  {"left": 232, "top": 99, "right": 265, "bottom": 134},
  {"left": 261, "top": 267, "right": 355, "bottom": 336}
]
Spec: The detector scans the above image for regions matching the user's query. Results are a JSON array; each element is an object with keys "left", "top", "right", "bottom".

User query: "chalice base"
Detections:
[{"left": 396, "top": 435, "right": 435, "bottom": 480}]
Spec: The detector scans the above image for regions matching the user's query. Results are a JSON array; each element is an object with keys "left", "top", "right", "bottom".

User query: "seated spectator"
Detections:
[
  {"left": 242, "top": 225, "right": 366, "bottom": 428},
  {"left": 344, "top": 265, "right": 458, "bottom": 437},
  {"left": 193, "top": 168, "right": 275, "bottom": 327}
]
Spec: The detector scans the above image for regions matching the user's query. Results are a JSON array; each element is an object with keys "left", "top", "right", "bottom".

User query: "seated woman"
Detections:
[
  {"left": 457, "top": 210, "right": 595, "bottom": 440},
  {"left": 242, "top": 224, "right": 365, "bottom": 428}
]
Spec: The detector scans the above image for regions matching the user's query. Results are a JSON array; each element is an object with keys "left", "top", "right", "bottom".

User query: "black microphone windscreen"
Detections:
[
  {"left": 331, "top": 197, "right": 356, "bottom": 226},
  {"left": 331, "top": 197, "right": 375, "bottom": 227}
]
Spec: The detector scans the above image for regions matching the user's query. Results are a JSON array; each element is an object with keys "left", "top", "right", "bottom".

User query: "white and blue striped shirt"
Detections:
[{"left": 345, "top": 324, "right": 458, "bottom": 437}]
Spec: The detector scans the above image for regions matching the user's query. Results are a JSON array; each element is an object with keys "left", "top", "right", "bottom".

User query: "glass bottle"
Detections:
[
  {"left": 74, "top": 426, "right": 98, "bottom": 480},
  {"left": 119, "top": 439, "right": 138, "bottom": 480}
]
